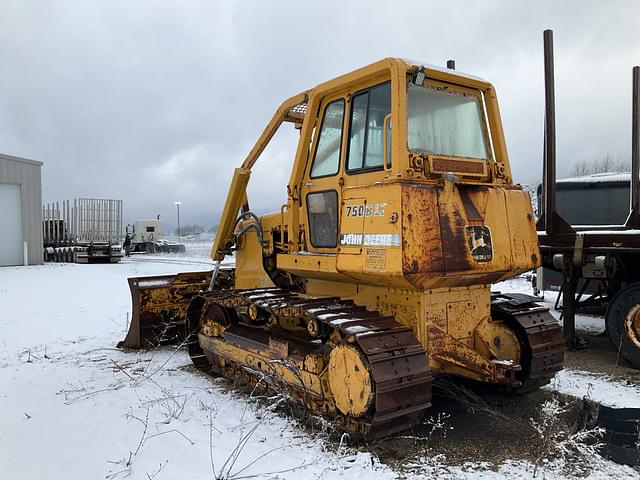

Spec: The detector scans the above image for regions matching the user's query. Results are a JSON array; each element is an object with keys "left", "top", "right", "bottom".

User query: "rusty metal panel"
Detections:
[
  {"left": 436, "top": 183, "right": 533, "bottom": 283},
  {"left": 401, "top": 183, "right": 445, "bottom": 288},
  {"left": 504, "top": 189, "right": 540, "bottom": 274},
  {"left": 428, "top": 155, "right": 488, "bottom": 177},
  {"left": 437, "top": 183, "right": 477, "bottom": 274}
]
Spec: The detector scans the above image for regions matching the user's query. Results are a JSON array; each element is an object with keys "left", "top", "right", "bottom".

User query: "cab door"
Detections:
[
  {"left": 335, "top": 80, "right": 402, "bottom": 281},
  {"left": 300, "top": 96, "right": 346, "bottom": 254}
]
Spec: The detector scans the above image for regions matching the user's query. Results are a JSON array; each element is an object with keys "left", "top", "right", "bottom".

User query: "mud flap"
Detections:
[{"left": 117, "top": 271, "right": 212, "bottom": 349}]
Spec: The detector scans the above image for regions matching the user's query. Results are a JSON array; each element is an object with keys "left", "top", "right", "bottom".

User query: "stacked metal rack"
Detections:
[{"left": 42, "top": 198, "right": 123, "bottom": 263}]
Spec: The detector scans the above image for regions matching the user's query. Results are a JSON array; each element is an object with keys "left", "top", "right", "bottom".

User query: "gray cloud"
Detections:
[{"left": 1, "top": 0, "right": 639, "bottom": 230}]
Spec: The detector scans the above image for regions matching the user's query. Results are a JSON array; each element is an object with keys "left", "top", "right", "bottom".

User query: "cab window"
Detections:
[
  {"left": 307, "top": 190, "right": 338, "bottom": 248},
  {"left": 347, "top": 82, "right": 391, "bottom": 172},
  {"left": 310, "top": 99, "right": 344, "bottom": 178}
]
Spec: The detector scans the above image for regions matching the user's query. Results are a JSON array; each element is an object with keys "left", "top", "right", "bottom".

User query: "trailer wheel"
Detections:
[{"left": 605, "top": 282, "right": 640, "bottom": 369}]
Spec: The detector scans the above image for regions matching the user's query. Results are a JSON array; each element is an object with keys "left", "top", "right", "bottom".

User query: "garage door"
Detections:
[{"left": 0, "top": 184, "right": 23, "bottom": 266}]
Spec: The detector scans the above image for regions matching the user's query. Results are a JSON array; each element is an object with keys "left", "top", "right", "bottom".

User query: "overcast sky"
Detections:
[{"left": 1, "top": 1, "right": 639, "bottom": 230}]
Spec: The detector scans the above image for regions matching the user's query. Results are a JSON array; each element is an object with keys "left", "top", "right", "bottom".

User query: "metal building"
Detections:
[{"left": 0, "top": 153, "right": 44, "bottom": 266}]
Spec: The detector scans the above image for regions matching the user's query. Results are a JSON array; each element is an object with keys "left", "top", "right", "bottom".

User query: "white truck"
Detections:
[{"left": 124, "top": 219, "right": 186, "bottom": 254}]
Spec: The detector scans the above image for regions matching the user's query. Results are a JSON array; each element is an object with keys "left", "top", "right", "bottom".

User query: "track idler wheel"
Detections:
[
  {"left": 186, "top": 298, "right": 235, "bottom": 370},
  {"left": 606, "top": 282, "right": 640, "bottom": 369},
  {"left": 491, "top": 294, "right": 565, "bottom": 392},
  {"left": 185, "top": 297, "right": 209, "bottom": 369},
  {"left": 328, "top": 344, "right": 374, "bottom": 418}
]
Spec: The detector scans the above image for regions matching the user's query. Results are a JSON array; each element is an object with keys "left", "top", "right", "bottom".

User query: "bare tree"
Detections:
[
  {"left": 572, "top": 154, "right": 629, "bottom": 176},
  {"left": 174, "top": 224, "right": 204, "bottom": 236}
]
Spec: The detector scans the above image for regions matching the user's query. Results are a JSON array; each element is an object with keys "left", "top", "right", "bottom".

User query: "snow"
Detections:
[
  {"left": 343, "top": 326, "right": 370, "bottom": 335},
  {"left": 136, "top": 278, "right": 175, "bottom": 287},
  {"left": 317, "top": 313, "right": 344, "bottom": 321},
  {"left": 557, "top": 172, "right": 631, "bottom": 184},
  {"left": 572, "top": 229, "right": 640, "bottom": 235},
  {"left": 1, "top": 259, "right": 393, "bottom": 479},
  {"left": 327, "top": 317, "right": 356, "bottom": 325},
  {"left": 247, "top": 293, "right": 276, "bottom": 300},
  {"left": 1, "top": 257, "right": 639, "bottom": 479},
  {"left": 546, "top": 369, "right": 640, "bottom": 408}
]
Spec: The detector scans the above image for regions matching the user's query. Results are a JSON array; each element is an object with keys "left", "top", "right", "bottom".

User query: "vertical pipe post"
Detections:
[
  {"left": 543, "top": 29, "right": 557, "bottom": 235},
  {"left": 174, "top": 201, "right": 182, "bottom": 241},
  {"left": 43, "top": 204, "right": 46, "bottom": 245},
  {"left": 66, "top": 200, "right": 70, "bottom": 242},
  {"left": 86, "top": 198, "right": 89, "bottom": 241},
  {"left": 563, "top": 264, "right": 577, "bottom": 343},
  {"left": 79, "top": 198, "right": 83, "bottom": 242},
  {"left": 108, "top": 199, "right": 113, "bottom": 244},
  {"left": 118, "top": 200, "right": 122, "bottom": 241},
  {"left": 63, "top": 200, "right": 67, "bottom": 244},
  {"left": 98, "top": 199, "right": 101, "bottom": 242},
  {"left": 91, "top": 198, "right": 95, "bottom": 242},
  {"left": 631, "top": 66, "right": 640, "bottom": 224},
  {"left": 55, "top": 201, "right": 60, "bottom": 243},
  {"left": 73, "top": 198, "right": 77, "bottom": 243}
]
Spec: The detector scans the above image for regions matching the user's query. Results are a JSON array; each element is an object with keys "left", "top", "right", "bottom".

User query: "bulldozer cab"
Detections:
[
  {"left": 299, "top": 67, "right": 497, "bottom": 256},
  {"left": 211, "top": 60, "right": 514, "bottom": 262},
  {"left": 257, "top": 58, "right": 533, "bottom": 293}
]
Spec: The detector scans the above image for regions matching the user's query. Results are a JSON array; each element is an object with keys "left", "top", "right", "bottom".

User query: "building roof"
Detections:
[{"left": 0, "top": 152, "right": 43, "bottom": 167}]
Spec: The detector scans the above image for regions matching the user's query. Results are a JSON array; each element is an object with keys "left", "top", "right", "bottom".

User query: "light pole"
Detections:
[{"left": 174, "top": 201, "right": 182, "bottom": 240}]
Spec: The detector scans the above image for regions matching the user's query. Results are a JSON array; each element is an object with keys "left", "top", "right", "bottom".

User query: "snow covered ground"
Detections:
[{"left": 1, "top": 251, "right": 639, "bottom": 479}]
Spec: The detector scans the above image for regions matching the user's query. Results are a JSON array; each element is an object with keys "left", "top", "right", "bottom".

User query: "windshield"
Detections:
[{"left": 407, "top": 83, "right": 489, "bottom": 160}]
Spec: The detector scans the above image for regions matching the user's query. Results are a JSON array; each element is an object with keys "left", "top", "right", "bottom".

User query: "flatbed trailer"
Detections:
[
  {"left": 536, "top": 30, "right": 640, "bottom": 368},
  {"left": 42, "top": 198, "right": 123, "bottom": 264}
]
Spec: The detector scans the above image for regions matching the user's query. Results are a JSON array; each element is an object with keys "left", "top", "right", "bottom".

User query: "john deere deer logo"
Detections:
[{"left": 466, "top": 226, "right": 493, "bottom": 263}]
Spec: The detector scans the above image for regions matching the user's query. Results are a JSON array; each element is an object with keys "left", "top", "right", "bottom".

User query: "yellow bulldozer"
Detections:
[{"left": 119, "top": 58, "right": 565, "bottom": 438}]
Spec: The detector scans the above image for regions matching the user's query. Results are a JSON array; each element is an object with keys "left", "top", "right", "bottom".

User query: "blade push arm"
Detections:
[{"left": 210, "top": 92, "right": 309, "bottom": 262}]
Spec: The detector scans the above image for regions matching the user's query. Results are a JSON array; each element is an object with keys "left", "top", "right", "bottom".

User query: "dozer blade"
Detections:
[{"left": 118, "top": 270, "right": 212, "bottom": 349}]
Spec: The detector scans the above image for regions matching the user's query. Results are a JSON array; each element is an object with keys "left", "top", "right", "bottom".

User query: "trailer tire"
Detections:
[{"left": 605, "top": 282, "right": 640, "bottom": 369}]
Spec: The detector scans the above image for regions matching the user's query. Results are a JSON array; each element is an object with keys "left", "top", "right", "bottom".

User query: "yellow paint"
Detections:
[
  {"left": 474, "top": 317, "right": 521, "bottom": 363},
  {"left": 200, "top": 334, "right": 332, "bottom": 401},
  {"left": 210, "top": 168, "right": 251, "bottom": 261},
  {"left": 235, "top": 228, "right": 275, "bottom": 289},
  {"left": 328, "top": 344, "right": 373, "bottom": 417}
]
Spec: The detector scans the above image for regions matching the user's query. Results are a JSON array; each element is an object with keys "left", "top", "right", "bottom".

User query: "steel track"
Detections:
[{"left": 189, "top": 288, "right": 433, "bottom": 439}]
